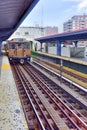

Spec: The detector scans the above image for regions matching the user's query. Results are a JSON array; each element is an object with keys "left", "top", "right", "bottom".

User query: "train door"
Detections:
[
  {"left": 17, "top": 42, "right": 23, "bottom": 57},
  {"left": 9, "top": 43, "right": 16, "bottom": 56},
  {"left": 24, "top": 42, "right": 30, "bottom": 56}
]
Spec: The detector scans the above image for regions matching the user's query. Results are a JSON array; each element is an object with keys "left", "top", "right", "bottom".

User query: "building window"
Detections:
[
  {"left": 16, "top": 38, "right": 24, "bottom": 42},
  {"left": 24, "top": 43, "right": 30, "bottom": 49},
  {"left": 17, "top": 43, "right": 22, "bottom": 49},
  {"left": 15, "top": 32, "right": 20, "bottom": 35},
  {"left": 49, "top": 43, "right": 56, "bottom": 47},
  {"left": 10, "top": 43, "right": 15, "bottom": 49},
  {"left": 25, "top": 32, "right": 29, "bottom": 35}
]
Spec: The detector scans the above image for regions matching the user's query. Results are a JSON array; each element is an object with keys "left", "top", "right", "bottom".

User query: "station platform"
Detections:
[
  {"left": 0, "top": 55, "right": 28, "bottom": 130},
  {"left": 31, "top": 51, "right": 87, "bottom": 74}
]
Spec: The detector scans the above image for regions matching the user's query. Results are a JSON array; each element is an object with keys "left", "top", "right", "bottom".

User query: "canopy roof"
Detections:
[
  {"left": 0, "top": 0, "right": 39, "bottom": 41},
  {"left": 35, "top": 29, "right": 87, "bottom": 43}
]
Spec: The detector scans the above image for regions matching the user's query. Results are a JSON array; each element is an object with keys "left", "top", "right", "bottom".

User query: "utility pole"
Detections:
[
  {"left": 60, "top": 59, "right": 63, "bottom": 84},
  {"left": 41, "top": 5, "right": 44, "bottom": 36}
]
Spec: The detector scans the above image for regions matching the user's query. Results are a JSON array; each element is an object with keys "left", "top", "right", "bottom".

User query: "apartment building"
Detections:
[
  {"left": 63, "top": 14, "right": 87, "bottom": 32},
  {"left": 44, "top": 26, "right": 58, "bottom": 36}
]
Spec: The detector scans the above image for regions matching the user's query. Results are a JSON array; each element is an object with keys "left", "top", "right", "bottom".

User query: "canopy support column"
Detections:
[
  {"left": 57, "top": 41, "right": 61, "bottom": 56},
  {"left": 40, "top": 42, "right": 43, "bottom": 52},
  {"left": 30, "top": 41, "right": 34, "bottom": 51},
  {"left": 45, "top": 43, "right": 48, "bottom": 53},
  {"left": 74, "top": 41, "right": 78, "bottom": 47},
  {"left": 0, "top": 40, "right": 2, "bottom": 56}
]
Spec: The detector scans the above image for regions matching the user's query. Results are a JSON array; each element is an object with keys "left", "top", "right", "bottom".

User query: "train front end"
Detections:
[{"left": 8, "top": 39, "right": 31, "bottom": 64}]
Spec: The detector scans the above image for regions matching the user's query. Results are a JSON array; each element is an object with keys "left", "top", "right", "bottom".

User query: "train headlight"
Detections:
[
  {"left": 10, "top": 58, "right": 12, "bottom": 60},
  {"left": 20, "top": 59, "right": 24, "bottom": 64}
]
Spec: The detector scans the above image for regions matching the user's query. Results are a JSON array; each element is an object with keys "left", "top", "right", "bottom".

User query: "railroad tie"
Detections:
[{"left": 20, "top": 66, "right": 69, "bottom": 130}]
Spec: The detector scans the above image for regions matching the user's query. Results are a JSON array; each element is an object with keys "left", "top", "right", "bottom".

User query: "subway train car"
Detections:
[{"left": 8, "top": 38, "right": 31, "bottom": 64}]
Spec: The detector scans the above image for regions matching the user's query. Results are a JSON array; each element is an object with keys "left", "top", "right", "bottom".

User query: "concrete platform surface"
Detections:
[
  {"left": 0, "top": 56, "right": 28, "bottom": 130},
  {"left": 0, "top": 56, "right": 2, "bottom": 75}
]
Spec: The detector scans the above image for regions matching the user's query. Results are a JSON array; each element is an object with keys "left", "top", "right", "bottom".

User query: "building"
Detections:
[
  {"left": 10, "top": 26, "right": 45, "bottom": 50},
  {"left": 63, "top": 14, "right": 87, "bottom": 32},
  {"left": 10, "top": 26, "right": 58, "bottom": 50},
  {"left": 46, "top": 15, "right": 87, "bottom": 57},
  {"left": 10, "top": 26, "right": 58, "bottom": 40},
  {"left": 63, "top": 14, "right": 87, "bottom": 47},
  {"left": 63, "top": 20, "right": 72, "bottom": 32},
  {"left": 10, "top": 26, "right": 45, "bottom": 41},
  {"left": 44, "top": 26, "right": 58, "bottom": 36}
]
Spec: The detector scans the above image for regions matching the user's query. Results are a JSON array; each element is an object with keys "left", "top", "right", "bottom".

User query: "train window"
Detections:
[
  {"left": 17, "top": 42, "right": 22, "bottom": 49},
  {"left": 24, "top": 43, "right": 30, "bottom": 49},
  {"left": 10, "top": 43, "right": 15, "bottom": 49},
  {"left": 16, "top": 38, "right": 23, "bottom": 42},
  {"left": 25, "top": 32, "right": 29, "bottom": 35},
  {"left": 15, "top": 32, "right": 20, "bottom": 35}
]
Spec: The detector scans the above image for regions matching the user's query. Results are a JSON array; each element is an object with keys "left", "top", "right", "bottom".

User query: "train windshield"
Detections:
[
  {"left": 17, "top": 42, "right": 22, "bottom": 49},
  {"left": 10, "top": 43, "right": 15, "bottom": 49},
  {"left": 24, "top": 43, "right": 30, "bottom": 49}
]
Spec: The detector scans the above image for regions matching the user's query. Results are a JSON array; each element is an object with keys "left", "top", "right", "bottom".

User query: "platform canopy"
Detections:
[
  {"left": 0, "top": 0, "right": 39, "bottom": 41},
  {"left": 35, "top": 29, "right": 87, "bottom": 43}
]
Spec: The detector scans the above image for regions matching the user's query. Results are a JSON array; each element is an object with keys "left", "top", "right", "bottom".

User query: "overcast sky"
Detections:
[{"left": 21, "top": 0, "right": 87, "bottom": 32}]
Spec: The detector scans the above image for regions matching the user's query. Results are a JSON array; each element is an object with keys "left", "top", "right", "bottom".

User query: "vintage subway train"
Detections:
[{"left": 8, "top": 38, "right": 31, "bottom": 64}]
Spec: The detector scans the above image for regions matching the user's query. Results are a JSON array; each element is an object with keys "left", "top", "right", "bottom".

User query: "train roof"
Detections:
[{"left": 8, "top": 38, "right": 30, "bottom": 43}]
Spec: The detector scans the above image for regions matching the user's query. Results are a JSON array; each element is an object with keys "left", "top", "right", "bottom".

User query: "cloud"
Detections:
[
  {"left": 64, "top": 5, "right": 76, "bottom": 13},
  {"left": 78, "top": 0, "right": 87, "bottom": 10},
  {"left": 63, "top": 0, "right": 81, "bottom": 2},
  {"left": 63, "top": 0, "right": 87, "bottom": 11}
]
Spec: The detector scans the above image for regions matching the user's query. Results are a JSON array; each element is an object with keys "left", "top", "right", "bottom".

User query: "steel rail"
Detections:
[
  {"left": 12, "top": 64, "right": 59, "bottom": 130},
  {"left": 12, "top": 64, "right": 46, "bottom": 130},
  {"left": 34, "top": 58, "right": 87, "bottom": 90},
  {"left": 28, "top": 63, "right": 87, "bottom": 118},
  {"left": 27, "top": 62, "right": 87, "bottom": 105},
  {"left": 18, "top": 65, "right": 59, "bottom": 130},
  {"left": 33, "top": 60, "right": 87, "bottom": 93},
  {"left": 27, "top": 62, "right": 87, "bottom": 109},
  {"left": 23, "top": 64, "right": 87, "bottom": 130},
  {"left": 23, "top": 65, "right": 78, "bottom": 129}
]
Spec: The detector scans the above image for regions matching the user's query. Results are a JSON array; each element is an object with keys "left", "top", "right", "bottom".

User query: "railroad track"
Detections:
[
  {"left": 34, "top": 57, "right": 87, "bottom": 88},
  {"left": 11, "top": 62, "right": 87, "bottom": 130},
  {"left": 23, "top": 63, "right": 87, "bottom": 129},
  {"left": 11, "top": 64, "right": 65, "bottom": 130},
  {"left": 27, "top": 62, "right": 87, "bottom": 109},
  {"left": 12, "top": 64, "right": 45, "bottom": 130},
  {"left": 33, "top": 59, "right": 87, "bottom": 94}
]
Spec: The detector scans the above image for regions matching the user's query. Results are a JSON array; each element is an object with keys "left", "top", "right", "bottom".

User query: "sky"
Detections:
[{"left": 21, "top": 0, "right": 87, "bottom": 32}]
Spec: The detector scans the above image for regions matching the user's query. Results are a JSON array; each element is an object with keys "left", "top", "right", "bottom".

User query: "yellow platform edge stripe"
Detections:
[{"left": 1, "top": 64, "right": 10, "bottom": 70}]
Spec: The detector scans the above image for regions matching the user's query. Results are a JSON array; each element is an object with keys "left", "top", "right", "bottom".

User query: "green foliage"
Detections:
[{"left": 31, "top": 51, "right": 39, "bottom": 57}]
